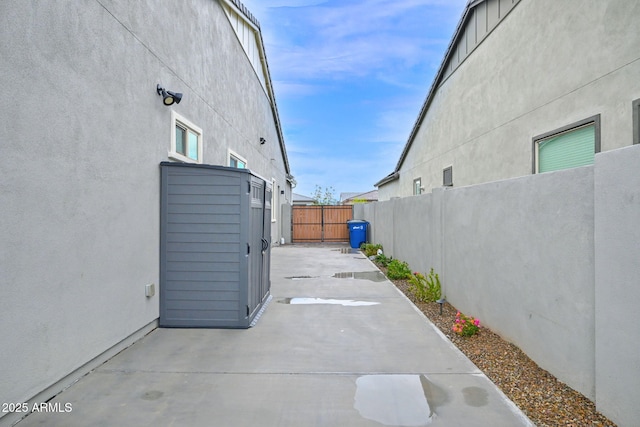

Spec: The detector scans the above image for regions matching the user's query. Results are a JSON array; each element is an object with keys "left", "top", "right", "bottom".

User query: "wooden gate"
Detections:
[{"left": 292, "top": 205, "right": 353, "bottom": 243}]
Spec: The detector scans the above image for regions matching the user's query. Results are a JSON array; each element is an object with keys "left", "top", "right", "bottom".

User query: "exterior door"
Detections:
[{"left": 248, "top": 176, "right": 265, "bottom": 318}]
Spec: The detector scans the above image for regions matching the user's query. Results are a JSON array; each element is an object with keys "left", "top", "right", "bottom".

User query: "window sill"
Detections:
[{"left": 168, "top": 151, "right": 201, "bottom": 164}]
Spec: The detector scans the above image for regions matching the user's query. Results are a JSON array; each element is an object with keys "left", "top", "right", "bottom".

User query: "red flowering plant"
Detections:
[{"left": 452, "top": 311, "right": 480, "bottom": 337}]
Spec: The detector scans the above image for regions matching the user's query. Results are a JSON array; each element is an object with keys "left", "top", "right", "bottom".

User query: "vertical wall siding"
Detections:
[
  {"left": 441, "top": 0, "right": 520, "bottom": 84},
  {"left": 222, "top": 3, "right": 268, "bottom": 94}
]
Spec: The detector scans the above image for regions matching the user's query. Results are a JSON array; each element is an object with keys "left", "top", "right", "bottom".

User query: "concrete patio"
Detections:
[{"left": 15, "top": 244, "right": 534, "bottom": 427}]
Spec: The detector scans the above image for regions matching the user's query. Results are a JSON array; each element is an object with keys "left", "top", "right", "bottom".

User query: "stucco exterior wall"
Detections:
[
  {"left": 594, "top": 144, "right": 640, "bottom": 427},
  {"left": 0, "top": 0, "right": 289, "bottom": 419},
  {"left": 385, "top": 0, "right": 640, "bottom": 198},
  {"left": 360, "top": 144, "right": 640, "bottom": 426},
  {"left": 376, "top": 179, "right": 399, "bottom": 203}
]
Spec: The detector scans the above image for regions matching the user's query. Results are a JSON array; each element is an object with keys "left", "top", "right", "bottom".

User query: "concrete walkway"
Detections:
[{"left": 17, "top": 245, "right": 534, "bottom": 427}]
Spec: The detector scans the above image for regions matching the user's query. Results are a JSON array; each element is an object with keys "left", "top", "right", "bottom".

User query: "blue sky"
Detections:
[{"left": 240, "top": 0, "right": 468, "bottom": 199}]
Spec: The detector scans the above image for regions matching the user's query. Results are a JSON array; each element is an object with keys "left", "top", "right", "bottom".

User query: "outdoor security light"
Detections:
[{"left": 157, "top": 84, "right": 182, "bottom": 106}]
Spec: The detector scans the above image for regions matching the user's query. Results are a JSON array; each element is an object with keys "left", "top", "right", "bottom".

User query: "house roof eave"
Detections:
[
  {"left": 375, "top": 172, "right": 400, "bottom": 188},
  {"left": 221, "top": 0, "right": 292, "bottom": 176},
  {"left": 393, "top": 1, "right": 477, "bottom": 172}
]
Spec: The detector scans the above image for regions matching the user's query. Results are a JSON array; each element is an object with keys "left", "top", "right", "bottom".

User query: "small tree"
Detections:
[{"left": 312, "top": 185, "right": 337, "bottom": 205}]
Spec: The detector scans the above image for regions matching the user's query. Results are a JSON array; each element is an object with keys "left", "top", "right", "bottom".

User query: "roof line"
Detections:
[
  {"left": 221, "top": 0, "right": 291, "bottom": 176},
  {"left": 257, "top": 28, "right": 292, "bottom": 175},
  {"left": 374, "top": 172, "right": 399, "bottom": 188},
  {"left": 227, "top": 0, "right": 260, "bottom": 28},
  {"left": 392, "top": 0, "right": 477, "bottom": 173}
]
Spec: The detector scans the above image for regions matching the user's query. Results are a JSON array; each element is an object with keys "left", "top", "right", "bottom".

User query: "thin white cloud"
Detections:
[
  {"left": 370, "top": 109, "right": 418, "bottom": 144},
  {"left": 238, "top": 0, "right": 469, "bottom": 194},
  {"left": 261, "top": 0, "right": 466, "bottom": 83},
  {"left": 272, "top": 80, "right": 322, "bottom": 97}
]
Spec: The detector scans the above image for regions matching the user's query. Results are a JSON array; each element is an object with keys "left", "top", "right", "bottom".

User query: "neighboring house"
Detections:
[
  {"left": 376, "top": 0, "right": 639, "bottom": 199},
  {"left": 339, "top": 192, "right": 361, "bottom": 203},
  {"left": 340, "top": 190, "right": 379, "bottom": 205},
  {"left": 0, "top": 0, "right": 291, "bottom": 422},
  {"left": 292, "top": 193, "right": 318, "bottom": 205}
]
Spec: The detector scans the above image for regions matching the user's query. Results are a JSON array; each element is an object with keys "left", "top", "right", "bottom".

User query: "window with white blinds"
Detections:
[{"left": 534, "top": 116, "right": 600, "bottom": 174}]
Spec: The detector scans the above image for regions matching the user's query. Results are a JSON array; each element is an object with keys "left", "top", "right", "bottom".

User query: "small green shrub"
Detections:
[
  {"left": 374, "top": 253, "right": 392, "bottom": 268},
  {"left": 386, "top": 259, "right": 412, "bottom": 280},
  {"left": 408, "top": 268, "right": 442, "bottom": 302},
  {"left": 360, "top": 243, "right": 383, "bottom": 257}
]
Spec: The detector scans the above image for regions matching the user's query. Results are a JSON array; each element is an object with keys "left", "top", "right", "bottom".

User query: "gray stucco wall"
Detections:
[
  {"left": 443, "top": 168, "right": 595, "bottom": 398},
  {"left": 594, "top": 145, "right": 640, "bottom": 427},
  {"left": 357, "top": 144, "right": 640, "bottom": 426},
  {"left": 0, "top": 0, "right": 289, "bottom": 419},
  {"left": 382, "top": 0, "right": 640, "bottom": 198}
]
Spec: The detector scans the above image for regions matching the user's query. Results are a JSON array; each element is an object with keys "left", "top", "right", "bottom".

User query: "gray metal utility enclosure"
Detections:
[{"left": 160, "top": 162, "right": 272, "bottom": 328}]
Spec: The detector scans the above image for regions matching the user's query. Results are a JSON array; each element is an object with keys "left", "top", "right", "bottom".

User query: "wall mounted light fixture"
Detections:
[
  {"left": 259, "top": 137, "right": 266, "bottom": 145},
  {"left": 157, "top": 84, "right": 182, "bottom": 106}
]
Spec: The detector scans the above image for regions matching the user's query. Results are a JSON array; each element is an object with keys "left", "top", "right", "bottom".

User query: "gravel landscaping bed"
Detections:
[{"left": 385, "top": 273, "right": 617, "bottom": 427}]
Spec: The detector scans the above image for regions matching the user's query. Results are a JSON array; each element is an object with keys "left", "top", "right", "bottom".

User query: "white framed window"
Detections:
[
  {"left": 413, "top": 178, "right": 422, "bottom": 195},
  {"left": 228, "top": 149, "right": 247, "bottom": 168},
  {"left": 533, "top": 115, "right": 600, "bottom": 174},
  {"left": 170, "top": 111, "right": 202, "bottom": 163}
]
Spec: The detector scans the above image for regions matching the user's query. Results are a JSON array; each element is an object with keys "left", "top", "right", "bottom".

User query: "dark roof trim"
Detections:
[
  {"left": 379, "top": 0, "right": 520, "bottom": 187},
  {"left": 393, "top": 1, "right": 475, "bottom": 173},
  {"left": 257, "top": 33, "right": 292, "bottom": 176},
  {"left": 222, "top": 0, "right": 291, "bottom": 176},
  {"left": 227, "top": 0, "right": 260, "bottom": 28},
  {"left": 374, "top": 172, "right": 399, "bottom": 188},
  {"left": 468, "top": 0, "right": 486, "bottom": 8}
]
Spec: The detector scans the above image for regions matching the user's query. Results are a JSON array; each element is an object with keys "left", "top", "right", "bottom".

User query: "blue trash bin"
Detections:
[{"left": 347, "top": 220, "right": 369, "bottom": 249}]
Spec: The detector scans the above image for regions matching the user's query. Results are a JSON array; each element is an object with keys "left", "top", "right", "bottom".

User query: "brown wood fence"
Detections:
[{"left": 291, "top": 205, "right": 353, "bottom": 243}]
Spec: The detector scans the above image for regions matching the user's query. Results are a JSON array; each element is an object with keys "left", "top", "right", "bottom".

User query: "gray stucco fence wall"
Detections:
[
  {"left": 594, "top": 144, "right": 640, "bottom": 427},
  {"left": 354, "top": 144, "right": 640, "bottom": 427}
]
